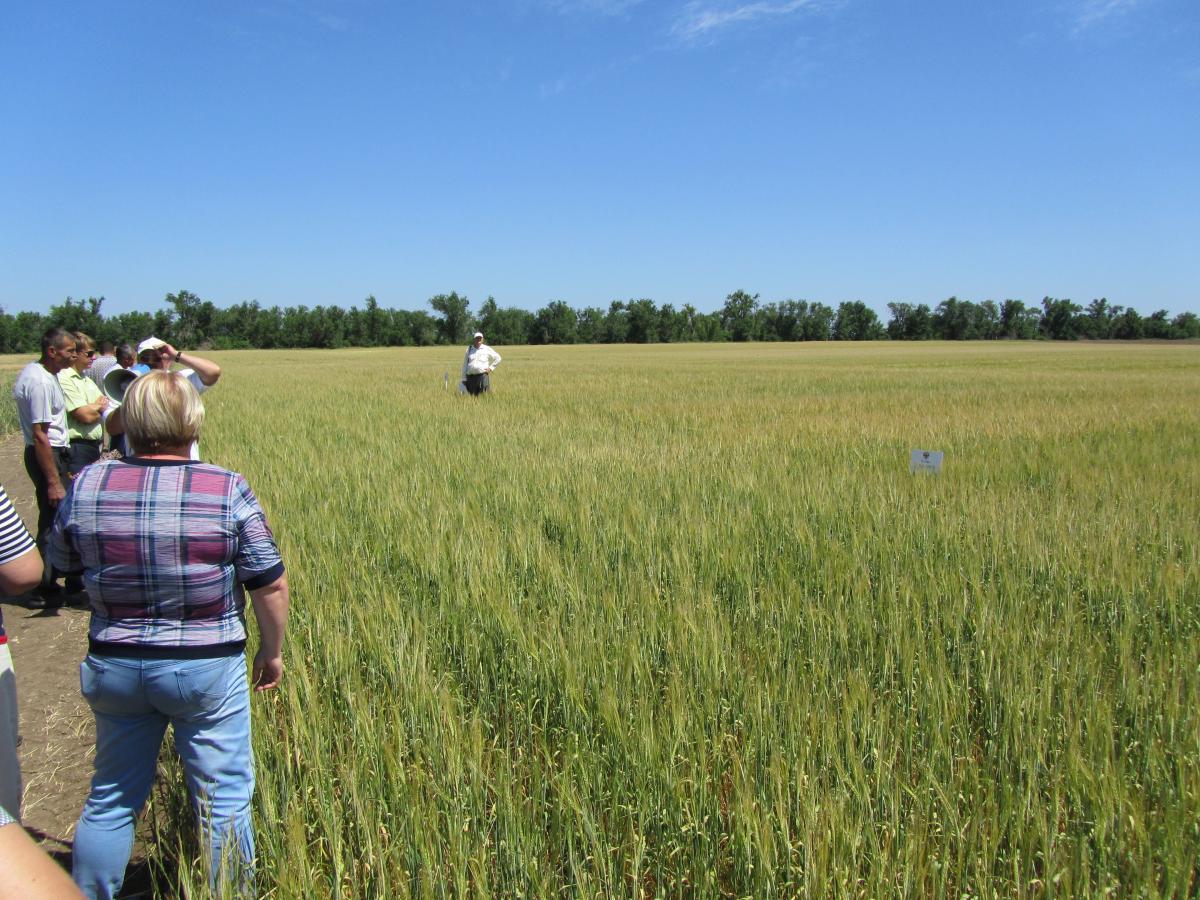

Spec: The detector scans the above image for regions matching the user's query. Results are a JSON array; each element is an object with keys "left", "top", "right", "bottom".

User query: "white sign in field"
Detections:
[{"left": 910, "top": 449, "right": 944, "bottom": 474}]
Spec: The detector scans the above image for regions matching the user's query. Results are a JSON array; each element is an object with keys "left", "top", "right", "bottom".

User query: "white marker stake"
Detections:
[
  {"left": 910, "top": 449, "right": 944, "bottom": 475},
  {"left": 444, "top": 371, "right": 449, "bottom": 389}
]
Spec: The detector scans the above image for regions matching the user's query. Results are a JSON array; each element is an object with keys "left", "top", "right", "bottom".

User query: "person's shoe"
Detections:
[
  {"left": 66, "top": 592, "right": 91, "bottom": 610},
  {"left": 64, "top": 577, "right": 90, "bottom": 608},
  {"left": 28, "top": 589, "right": 64, "bottom": 610}
]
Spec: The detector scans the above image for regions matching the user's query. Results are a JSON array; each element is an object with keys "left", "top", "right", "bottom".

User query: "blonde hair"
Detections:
[
  {"left": 73, "top": 331, "right": 95, "bottom": 353},
  {"left": 123, "top": 371, "right": 205, "bottom": 455}
]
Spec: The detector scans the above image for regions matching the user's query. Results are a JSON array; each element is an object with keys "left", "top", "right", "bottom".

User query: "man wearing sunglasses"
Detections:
[{"left": 60, "top": 331, "right": 110, "bottom": 477}]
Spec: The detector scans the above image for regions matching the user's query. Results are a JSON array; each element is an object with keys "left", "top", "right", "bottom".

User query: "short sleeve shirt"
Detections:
[
  {"left": 49, "top": 458, "right": 284, "bottom": 652},
  {"left": 176, "top": 369, "right": 208, "bottom": 460},
  {"left": 178, "top": 368, "right": 208, "bottom": 395},
  {"left": 12, "top": 362, "right": 69, "bottom": 448},
  {"left": 59, "top": 368, "right": 104, "bottom": 442}
]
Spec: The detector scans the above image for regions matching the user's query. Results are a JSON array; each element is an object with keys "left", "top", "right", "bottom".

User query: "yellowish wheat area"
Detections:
[{"left": 42, "top": 342, "right": 1200, "bottom": 897}]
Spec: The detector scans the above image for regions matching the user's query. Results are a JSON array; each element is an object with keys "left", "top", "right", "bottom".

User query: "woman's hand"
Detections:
[
  {"left": 253, "top": 651, "right": 283, "bottom": 691},
  {"left": 249, "top": 573, "right": 289, "bottom": 692}
]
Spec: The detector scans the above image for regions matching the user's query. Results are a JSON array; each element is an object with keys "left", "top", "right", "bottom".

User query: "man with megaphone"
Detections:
[{"left": 105, "top": 337, "right": 221, "bottom": 460}]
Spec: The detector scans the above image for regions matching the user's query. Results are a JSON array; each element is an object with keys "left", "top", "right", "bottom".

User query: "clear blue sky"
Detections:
[{"left": 2, "top": 0, "right": 1197, "bottom": 319}]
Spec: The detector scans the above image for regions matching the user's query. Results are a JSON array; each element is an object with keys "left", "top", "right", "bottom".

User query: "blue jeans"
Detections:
[{"left": 73, "top": 653, "right": 255, "bottom": 899}]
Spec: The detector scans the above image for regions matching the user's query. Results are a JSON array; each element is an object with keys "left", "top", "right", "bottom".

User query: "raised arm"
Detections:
[{"left": 162, "top": 343, "right": 221, "bottom": 387}]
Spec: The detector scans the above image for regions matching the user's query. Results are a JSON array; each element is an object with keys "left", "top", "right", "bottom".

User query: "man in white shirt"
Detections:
[
  {"left": 12, "top": 327, "right": 76, "bottom": 607},
  {"left": 461, "top": 332, "right": 501, "bottom": 396},
  {"left": 135, "top": 336, "right": 221, "bottom": 390},
  {"left": 106, "top": 336, "right": 221, "bottom": 460}
]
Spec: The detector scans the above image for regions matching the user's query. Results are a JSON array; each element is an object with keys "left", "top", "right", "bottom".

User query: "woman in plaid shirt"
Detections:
[{"left": 50, "top": 372, "right": 290, "bottom": 899}]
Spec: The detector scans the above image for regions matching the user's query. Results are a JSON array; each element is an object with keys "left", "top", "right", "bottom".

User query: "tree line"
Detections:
[{"left": 2, "top": 290, "right": 1196, "bottom": 354}]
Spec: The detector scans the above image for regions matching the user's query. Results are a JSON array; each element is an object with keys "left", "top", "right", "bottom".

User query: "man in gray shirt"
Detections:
[
  {"left": 12, "top": 327, "right": 77, "bottom": 607},
  {"left": 86, "top": 339, "right": 120, "bottom": 390}
]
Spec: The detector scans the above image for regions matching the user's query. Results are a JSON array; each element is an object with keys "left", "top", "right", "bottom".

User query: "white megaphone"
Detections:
[{"left": 102, "top": 367, "right": 142, "bottom": 407}]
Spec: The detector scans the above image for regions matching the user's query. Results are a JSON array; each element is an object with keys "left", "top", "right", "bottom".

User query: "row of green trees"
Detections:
[{"left": 3, "top": 290, "right": 1196, "bottom": 354}]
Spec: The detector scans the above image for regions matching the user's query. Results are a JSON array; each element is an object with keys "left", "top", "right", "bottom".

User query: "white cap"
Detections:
[
  {"left": 137, "top": 336, "right": 166, "bottom": 355},
  {"left": 473, "top": 332, "right": 484, "bottom": 339}
]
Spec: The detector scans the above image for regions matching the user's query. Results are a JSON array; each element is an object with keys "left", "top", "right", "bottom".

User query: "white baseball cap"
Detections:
[
  {"left": 136, "top": 336, "right": 167, "bottom": 355},
  {"left": 473, "top": 332, "right": 484, "bottom": 339}
]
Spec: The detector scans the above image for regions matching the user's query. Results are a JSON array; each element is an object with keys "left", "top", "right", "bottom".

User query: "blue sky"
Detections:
[{"left": 2, "top": 0, "right": 1197, "bottom": 319}]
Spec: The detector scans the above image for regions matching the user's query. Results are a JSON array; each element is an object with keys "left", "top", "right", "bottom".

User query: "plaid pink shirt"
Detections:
[{"left": 49, "top": 458, "right": 284, "bottom": 656}]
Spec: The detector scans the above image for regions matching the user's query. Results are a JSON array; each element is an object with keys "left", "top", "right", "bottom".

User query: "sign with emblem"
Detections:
[{"left": 910, "top": 449, "right": 944, "bottom": 474}]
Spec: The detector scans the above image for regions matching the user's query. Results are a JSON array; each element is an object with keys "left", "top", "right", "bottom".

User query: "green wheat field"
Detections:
[{"left": 10, "top": 341, "right": 1200, "bottom": 897}]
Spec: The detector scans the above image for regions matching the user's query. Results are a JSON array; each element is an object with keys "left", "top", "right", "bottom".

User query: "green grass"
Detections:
[
  {"left": 112, "top": 342, "right": 1199, "bottom": 896},
  {"left": 0, "top": 367, "right": 23, "bottom": 439}
]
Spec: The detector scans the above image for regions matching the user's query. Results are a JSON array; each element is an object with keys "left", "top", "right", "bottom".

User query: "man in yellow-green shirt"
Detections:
[{"left": 58, "top": 331, "right": 109, "bottom": 478}]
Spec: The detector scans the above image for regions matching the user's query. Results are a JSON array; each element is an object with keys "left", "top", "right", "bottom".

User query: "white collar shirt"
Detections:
[{"left": 463, "top": 344, "right": 501, "bottom": 376}]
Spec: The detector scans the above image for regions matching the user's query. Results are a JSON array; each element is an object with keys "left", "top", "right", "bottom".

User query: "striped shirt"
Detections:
[
  {"left": 0, "top": 486, "right": 37, "bottom": 645},
  {"left": 49, "top": 458, "right": 284, "bottom": 655}
]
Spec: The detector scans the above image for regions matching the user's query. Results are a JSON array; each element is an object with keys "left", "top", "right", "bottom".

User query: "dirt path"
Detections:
[{"left": 1, "top": 435, "right": 95, "bottom": 869}]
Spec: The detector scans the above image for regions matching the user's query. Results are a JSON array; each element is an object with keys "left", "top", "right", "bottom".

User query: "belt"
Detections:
[
  {"left": 71, "top": 438, "right": 101, "bottom": 446},
  {"left": 89, "top": 638, "right": 247, "bottom": 659},
  {"left": 24, "top": 444, "right": 70, "bottom": 459}
]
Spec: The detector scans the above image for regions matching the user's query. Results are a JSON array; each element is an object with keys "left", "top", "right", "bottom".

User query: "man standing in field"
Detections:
[
  {"left": 61, "top": 331, "right": 110, "bottom": 477},
  {"left": 461, "top": 331, "right": 501, "bottom": 396},
  {"left": 106, "top": 336, "right": 221, "bottom": 459},
  {"left": 12, "top": 327, "right": 76, "bottom": 607},
  {"left": 135, "top": 336, "right": 222, "bottom": 389}
]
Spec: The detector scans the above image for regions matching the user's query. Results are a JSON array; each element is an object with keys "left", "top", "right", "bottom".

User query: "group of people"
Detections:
[
  {"left": 0, "top": 327, "right": 505, "bottom": 896},
  {"left": 14, "top": 330, "right": 221, "bottom": 609},
  {"left": 3, "top": 327, "right": 290, "bottom": 898}
]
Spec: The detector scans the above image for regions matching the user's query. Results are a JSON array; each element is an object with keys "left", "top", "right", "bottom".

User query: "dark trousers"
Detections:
[
  {"left": 24, "top": 444, "right": 70, "bottom": 593},
  {"left": 465, "top": 373, "right": 490, "bottom": 396},
  {"left": 69, "top": 438, "right": 102, "bottom": 476}
]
